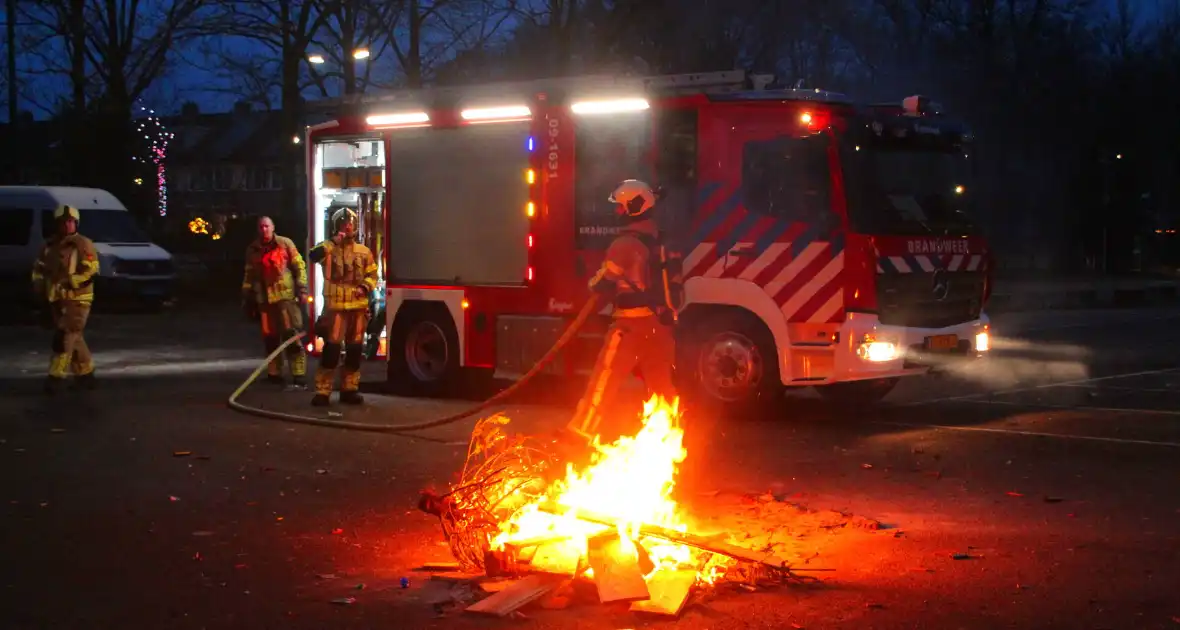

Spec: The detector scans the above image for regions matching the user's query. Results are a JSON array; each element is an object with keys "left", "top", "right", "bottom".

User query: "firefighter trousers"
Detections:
[
  {"left": 567, "top": 314, "right": 676, "bottom": 443},
  {"left": 48, "top": 300, "right": 93, "bottom": 379},
  {"left": 314, "top": 308, "right": 369, "bottom": 396},
  {"left": 259, "top": 299, "right": 306, "bottom": 379}
]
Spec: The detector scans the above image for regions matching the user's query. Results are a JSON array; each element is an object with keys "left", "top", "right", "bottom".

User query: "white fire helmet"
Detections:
[
  {"left": 54, "top": 205, "right": 80, "bottom": 222},
  {"left": 608, "top": 179, "right": 656, "bottom": 218}
]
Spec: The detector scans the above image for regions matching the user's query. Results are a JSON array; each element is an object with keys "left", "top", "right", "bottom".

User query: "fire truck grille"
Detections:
[{"left": 876, "top": 270, "right": 984, "bottom": 329}]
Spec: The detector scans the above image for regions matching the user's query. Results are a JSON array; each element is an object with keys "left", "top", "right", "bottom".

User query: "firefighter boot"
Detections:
[
  {"left": 312, "top": 368, "right": 334, "bottom": 406},
  {"left": 339, "top": 370, "right": 363, "bottom": 405}
]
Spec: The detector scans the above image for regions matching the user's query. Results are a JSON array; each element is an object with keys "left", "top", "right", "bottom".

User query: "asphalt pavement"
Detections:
[{"left": 2, "top": 306, "right": 1179, "bottom": 629}]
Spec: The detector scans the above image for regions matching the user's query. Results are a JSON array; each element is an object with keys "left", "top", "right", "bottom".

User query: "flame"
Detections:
[{"left": 490, "top": 395, "right": 723, "bottom": 583}]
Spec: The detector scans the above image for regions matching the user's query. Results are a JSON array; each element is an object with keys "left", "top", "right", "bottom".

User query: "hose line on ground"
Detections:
[{"left": 226, "top": 295, "right": 601, "bottom": 434}]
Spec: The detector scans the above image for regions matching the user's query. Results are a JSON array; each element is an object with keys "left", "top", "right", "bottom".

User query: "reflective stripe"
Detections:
[
  {"left": 603, "top": 259, "right": 625, "bottom": 276},
  {"left": 613, "top": 306, "right": 653, "bottom": 318},
  {"left": 570, "top": 326, "right": 624, "bottom": 438}
]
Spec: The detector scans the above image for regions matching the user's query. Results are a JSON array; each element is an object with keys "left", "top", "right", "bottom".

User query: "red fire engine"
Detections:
[{"left": 304, "top": 70, "right": 992, "bottom": 414}]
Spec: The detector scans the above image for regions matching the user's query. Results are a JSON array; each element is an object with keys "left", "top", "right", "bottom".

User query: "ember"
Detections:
[{"left": 420, "top": 395, "right": 813, "bottom": 617}]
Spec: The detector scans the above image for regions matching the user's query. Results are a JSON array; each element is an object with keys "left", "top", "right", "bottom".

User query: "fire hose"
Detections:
[{"left": 226, "top": 295, "right": 601, "bottom": 435}]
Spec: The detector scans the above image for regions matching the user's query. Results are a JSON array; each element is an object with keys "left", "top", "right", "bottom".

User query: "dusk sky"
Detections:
[{"left": 1, "top": 0, "right": 1165, "bottom": 120}]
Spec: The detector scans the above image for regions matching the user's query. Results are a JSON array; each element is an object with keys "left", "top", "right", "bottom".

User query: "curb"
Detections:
[{"left": 988, "top": 284, "right": 1180, "bottom": 313}]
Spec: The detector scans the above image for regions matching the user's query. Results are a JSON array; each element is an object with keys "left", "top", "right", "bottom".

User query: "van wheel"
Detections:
[
  {"left": 387, "top": 304, "right": 460, "bottom": 397},
  {"left": 677, "top": 310, "right": 783, "bottom": 417},
  {"left": 814, "top": 378, "right": 899, "bottom": 408}
]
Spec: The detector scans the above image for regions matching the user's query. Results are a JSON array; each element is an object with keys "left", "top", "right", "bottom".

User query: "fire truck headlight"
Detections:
[
  {"left": 974, "top": 331, "right": 990, "bottom": 352},
  {"left": 857, "top": 339, "right": 899, "bottom": 362}
]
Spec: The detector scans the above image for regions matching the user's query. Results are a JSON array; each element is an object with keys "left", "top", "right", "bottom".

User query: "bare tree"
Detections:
[
  {"left": 382, "top": 0, "right": 517, "bottom": 88},
  {"left": 19, "top": 0, "right": 206, "bottom": 114}
]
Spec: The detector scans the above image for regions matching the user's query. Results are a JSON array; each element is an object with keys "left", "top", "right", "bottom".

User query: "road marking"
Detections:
[
  {"left": 1056, "top": 384, "right": 1180, "bottom": 394},
  {"left": 873, "top": 420, "right": 1180, "bottom": 448},
  {"left": 950, "top": 398, "right": 1180, "bottom": 417},
  {"left": 900, "top": 366, "right": 1180, "bottom": 406}
]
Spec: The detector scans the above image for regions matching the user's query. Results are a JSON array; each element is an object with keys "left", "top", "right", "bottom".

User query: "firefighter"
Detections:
[
  {"left": 241, "top": 216, "right": 309, "bottom": 386},
  {"left": 566, "top": 179, "right": 684, "bottom": 444},
  {"left": 308, "top": 208, "right": 378, "bottom": 406},
  {"left": 31, "top": 204, "right": 100, "bottom": 394}
]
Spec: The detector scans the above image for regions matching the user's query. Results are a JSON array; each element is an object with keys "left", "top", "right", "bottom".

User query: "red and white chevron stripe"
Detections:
[{"left": 685, "top": 241, "right": 846, "bottom": 323}]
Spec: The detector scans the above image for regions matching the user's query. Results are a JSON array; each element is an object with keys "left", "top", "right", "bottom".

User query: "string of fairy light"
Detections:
[{"left": 131, "top": 103, "right": 174, "bottom": 216}]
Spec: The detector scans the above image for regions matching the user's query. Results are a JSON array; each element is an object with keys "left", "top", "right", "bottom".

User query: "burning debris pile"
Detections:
[{"left": 417, "top": 397, "right": 825, "bottom": 618}]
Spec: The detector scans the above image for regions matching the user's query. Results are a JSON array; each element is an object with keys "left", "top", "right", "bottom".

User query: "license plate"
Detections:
[{"left": 926, "top": 334, "right": 959, "bottom": 351}]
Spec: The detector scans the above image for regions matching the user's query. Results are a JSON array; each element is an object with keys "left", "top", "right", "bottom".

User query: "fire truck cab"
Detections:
[{"left": 305, "top": 71, "right": 991, "bottom": 414}]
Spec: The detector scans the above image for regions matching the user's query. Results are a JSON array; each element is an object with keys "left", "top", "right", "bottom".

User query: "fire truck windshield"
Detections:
[{"left": 843, "top": 145, "right": 976, "bottom": 236}]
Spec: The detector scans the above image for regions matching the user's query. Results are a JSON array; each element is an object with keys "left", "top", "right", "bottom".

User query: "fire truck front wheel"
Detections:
[
  {"left": 387, "top": 304, "right": 461, "bottom": 398},
  {"left": 676, "top": 309, "right": 784, "bottom": 417}
]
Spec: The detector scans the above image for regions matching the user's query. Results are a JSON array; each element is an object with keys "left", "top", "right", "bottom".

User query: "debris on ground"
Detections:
[{"left": 413, "top": 410, "right": 882, "bottom": 620}]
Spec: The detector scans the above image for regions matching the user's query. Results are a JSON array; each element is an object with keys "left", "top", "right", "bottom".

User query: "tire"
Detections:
[
  {"left": 387, "top": 303, "right": 461, "bottom": 397},
  {"left": 676, "top": 309, "right": 784, "bottom": 417},
  {"left": 814, "top": 378, "right": 899, "bottom": 408}
]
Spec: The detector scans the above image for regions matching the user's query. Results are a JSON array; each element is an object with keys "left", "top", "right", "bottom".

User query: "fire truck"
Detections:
[{"left": 304, "top": 70, "right": 992, "bottom": 414}]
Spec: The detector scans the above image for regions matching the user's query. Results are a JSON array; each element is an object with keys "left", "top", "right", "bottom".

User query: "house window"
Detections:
[
  {"left": 265, "top": 167, "right": 283, "bottom": 190},
  {"left": 248, "top": 167, "right": 268, "bottom": 190},
  {"left": 213, "top": 166, "right": 235, "bottom": 191},
  {"left": 192, "top": 168, "right": 211, "bottom": 191}
]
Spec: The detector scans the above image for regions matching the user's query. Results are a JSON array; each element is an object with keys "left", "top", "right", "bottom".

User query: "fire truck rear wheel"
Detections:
[
  {"left": 814, "top": 378, "right": 899, "bottom": 407},
  {"left": 387, "top": 305, "right": 461, "bottom": 398},
  {"left": 677, "top": 309, "right": 783, "bottom": 417}
]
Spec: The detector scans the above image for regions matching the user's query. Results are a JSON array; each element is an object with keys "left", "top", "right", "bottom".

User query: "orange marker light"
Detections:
[
  {"left": 526, "top": 201, "right": 535, "bottom": 217},
  {"left": 461, "top": 299, "right": 470, "bottom": 309},
  {"left": 526, "top": 169, "right": 536, "bottom": 184}
]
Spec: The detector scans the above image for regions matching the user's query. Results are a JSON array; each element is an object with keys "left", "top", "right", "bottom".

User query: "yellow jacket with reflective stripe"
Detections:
[
  {"left": 31, "top": 233, "right": 99, "bottom": 304},
  {"left": 242, "top": 235, "right": 308, "bottom": 305},
  {"left": 310, "top": 237, "right": 378, "bottom": 311}
]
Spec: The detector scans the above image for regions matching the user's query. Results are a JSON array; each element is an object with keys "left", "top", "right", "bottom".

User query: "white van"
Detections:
[{"left": 0, "top": 186, "right": 176, "bottom": 308}]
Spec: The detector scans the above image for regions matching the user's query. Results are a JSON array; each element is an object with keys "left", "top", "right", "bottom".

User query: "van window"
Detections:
[
  {"left": 44, "top": 209, "right": 150, "bottom": 243},
  {"left": 741, "top": 134, "right": 832, "bottom": 225},
  {"left": 0, "top": 208, "right": 34, "bottom": 246},
  {"left": 573, "top": 113, "right": 652, "bottom": 250}
]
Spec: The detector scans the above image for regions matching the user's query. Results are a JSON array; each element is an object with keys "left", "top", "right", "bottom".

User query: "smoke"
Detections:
[{"left": 932, "top": 336, "right": 1091, "bottom": 390}]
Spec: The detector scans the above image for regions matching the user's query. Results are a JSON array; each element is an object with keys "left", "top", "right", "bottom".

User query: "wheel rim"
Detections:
[
  {"left": 697, "top": 332, "right": 764, "bottom": 403},
  {"left": 404, "top": 321, "right": 449, "bottom": 382}
]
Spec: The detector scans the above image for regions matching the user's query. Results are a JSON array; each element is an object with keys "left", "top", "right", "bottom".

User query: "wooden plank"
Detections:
[
  {"left": 478, "top": 579, "right": 518, "bottom": 593},
  {"left": 631, "top": 569, "right": 696, "bottom": 617},
  {"left": 586, "top": 530, "right": 650, "bottom": 604},
  {"left": 465, "top": 574, "right": 563, "bottom": 617},
  {"left": 528, "top": 540, "right": 582, "bottom": 576},
  {"left": 538, "top": 504, "right": 794, "bottom": 570}
]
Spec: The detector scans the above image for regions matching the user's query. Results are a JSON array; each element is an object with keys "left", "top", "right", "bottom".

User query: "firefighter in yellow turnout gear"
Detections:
[
  {"left": 567, "top": 180, "right": 684, "bottom": 443},
  {"left": 31, "top": 205, "right": 100, "bottom": 394},
  {"left": 308, "top": 208, "right": 378, "bottom": 406},
  {"left": 241, "top": 216, "right": 309, "bottom": 386}
]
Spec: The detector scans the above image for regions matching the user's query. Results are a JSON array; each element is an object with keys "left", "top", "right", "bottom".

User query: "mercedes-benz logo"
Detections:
[{"left": 931, "top": 267, "right": 950, "bottom": 301}]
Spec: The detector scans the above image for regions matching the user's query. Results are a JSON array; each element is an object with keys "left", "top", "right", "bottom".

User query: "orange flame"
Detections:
[{"left": 491, "top": 395, "right": 720, "bottom": 582}]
